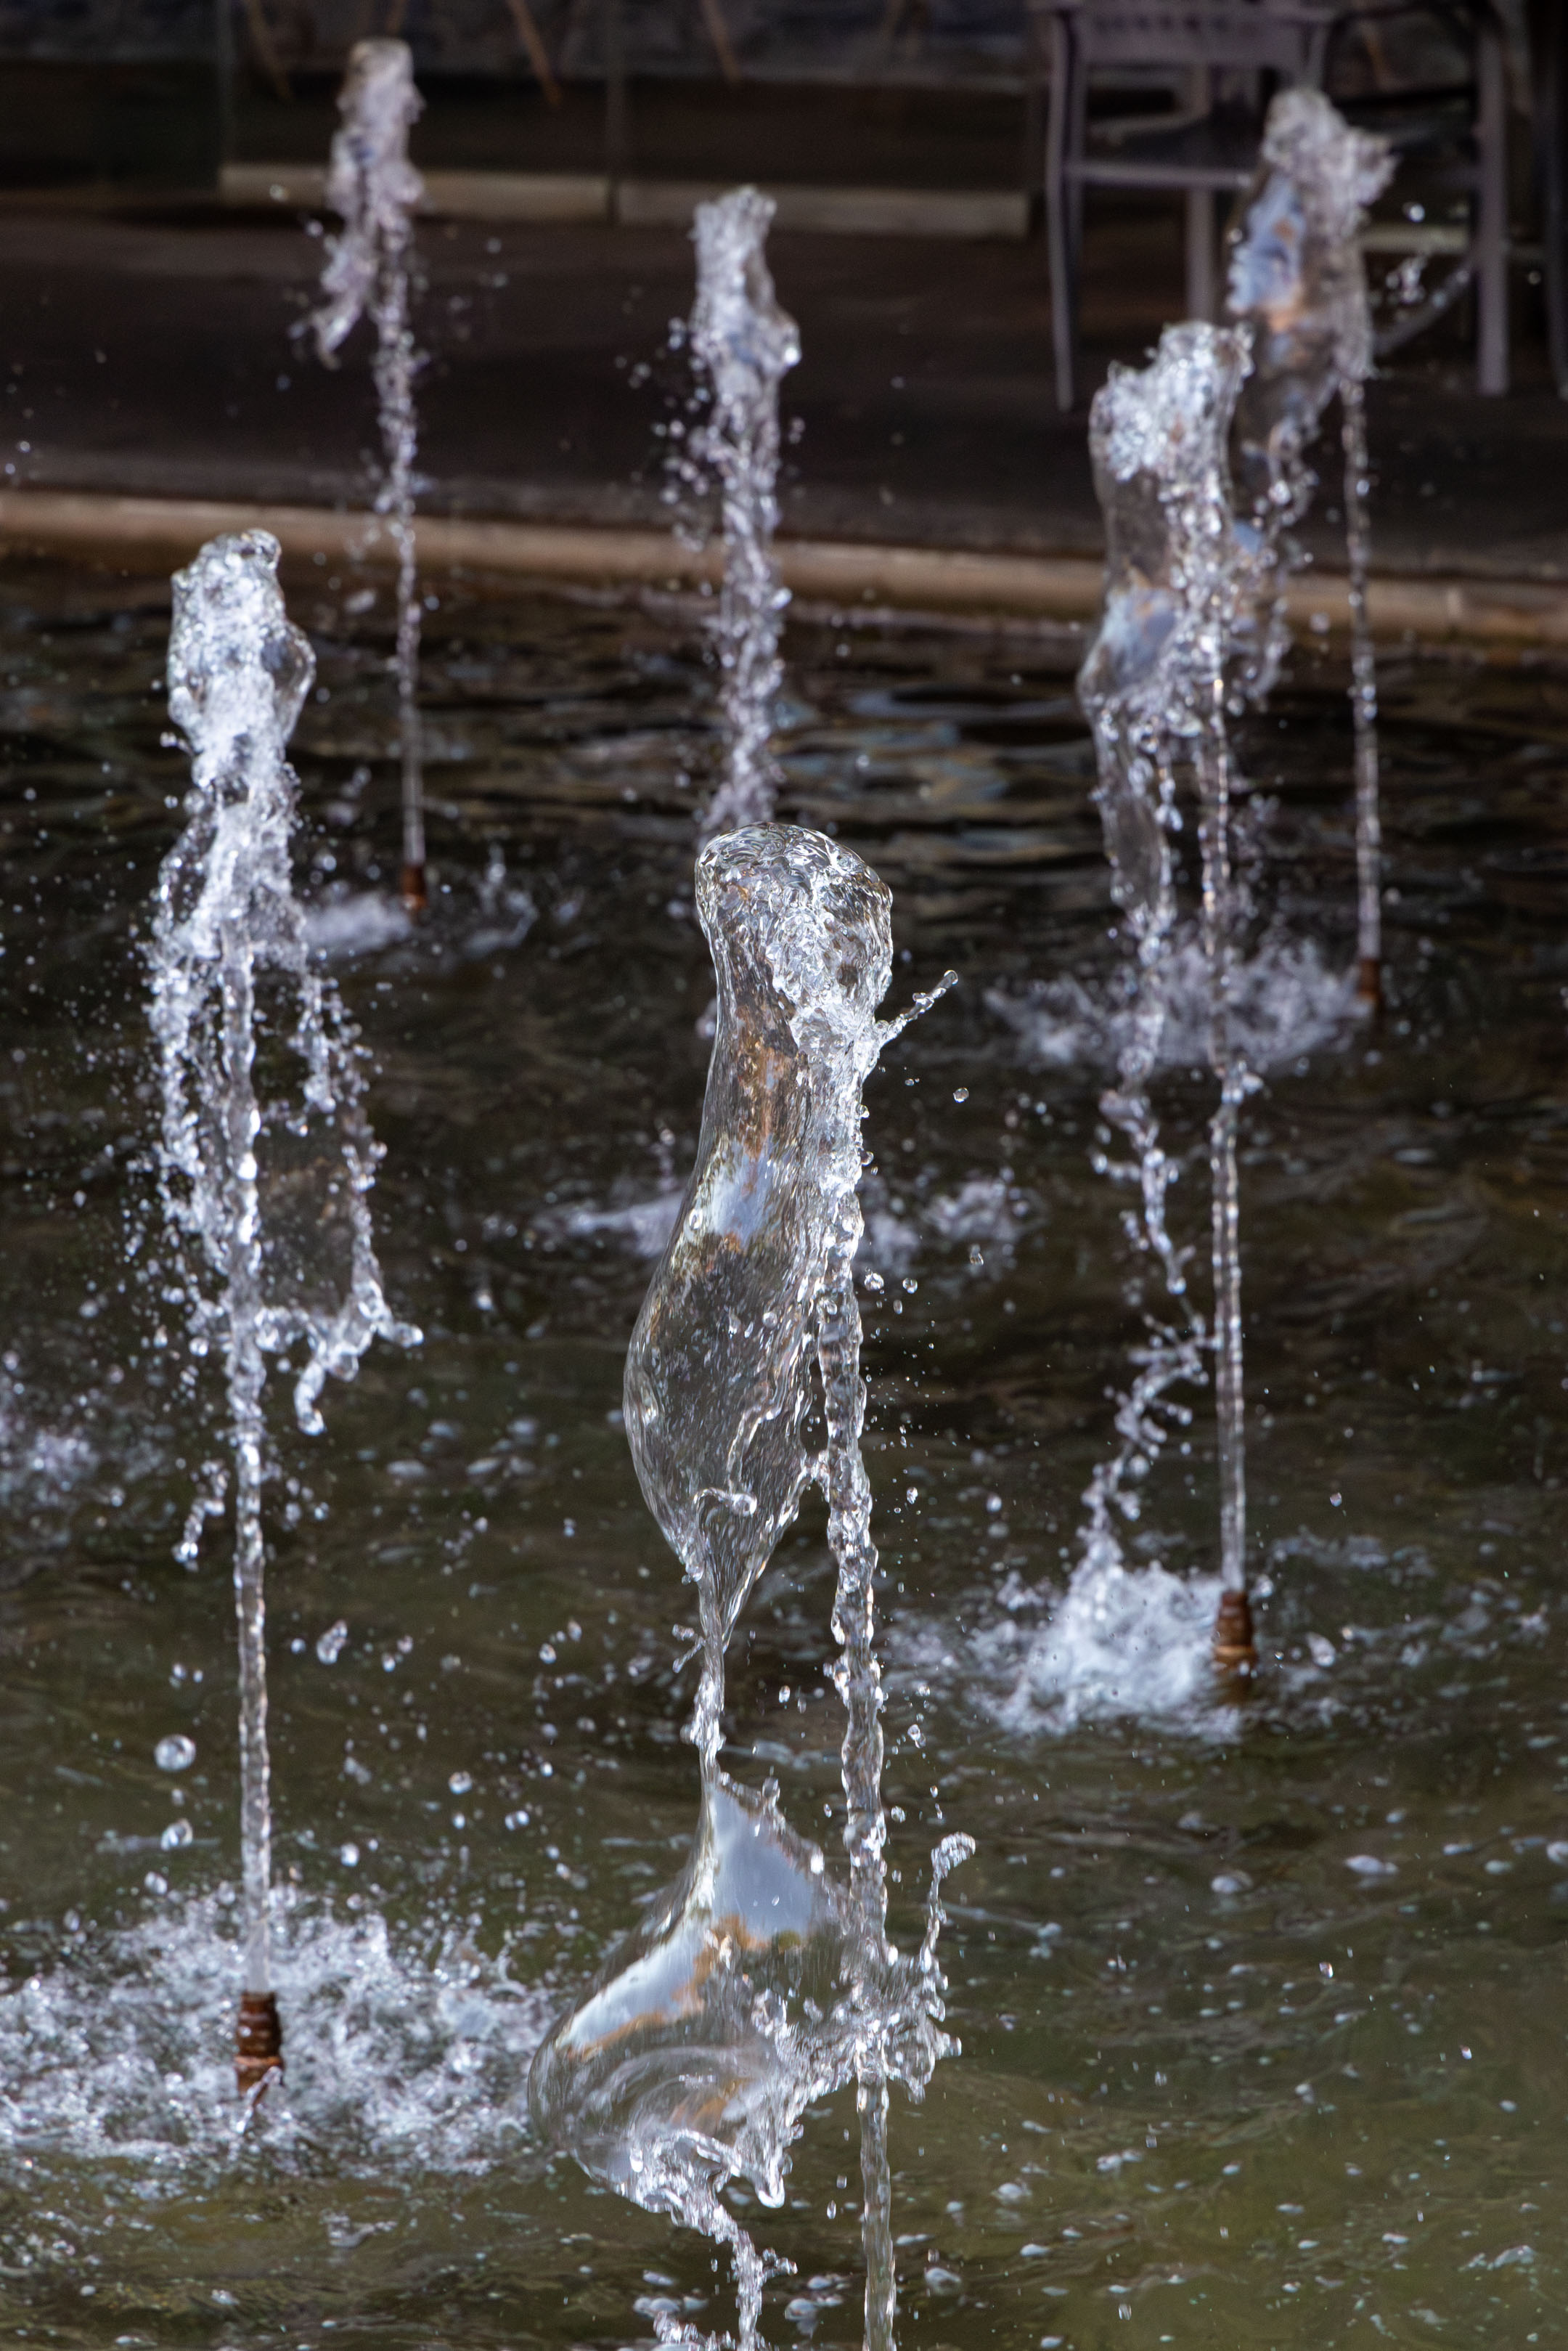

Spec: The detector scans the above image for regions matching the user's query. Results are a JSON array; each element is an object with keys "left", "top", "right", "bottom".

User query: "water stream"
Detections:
[
  {"left": 676, "top": 188, "right": 801, "bottom": 836},
  {"left": 1226, "top": 87, "right": 1395, "bottom": 1003},
  {"left": 303, "top": 37, "right": 428, "bottom": 908},
  {"left": 147, "top": 530, "right": 415, "bottom": 2085},
  {"left": 1074, "top": 322, "right": 1256, "bottom": 1675},
  {"left": 531, "top": 823, "right": 965, "bottom": 2348}
]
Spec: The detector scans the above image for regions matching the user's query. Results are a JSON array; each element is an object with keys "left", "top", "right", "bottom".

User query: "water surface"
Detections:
[{"left": 1, "top": 564, "right": 1567, "bottom": 2349}]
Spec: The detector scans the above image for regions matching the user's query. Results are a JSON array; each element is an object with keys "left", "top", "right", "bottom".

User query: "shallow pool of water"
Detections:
[{"left": 3, "top": 561, "right": 1568, "bottom": 2349}]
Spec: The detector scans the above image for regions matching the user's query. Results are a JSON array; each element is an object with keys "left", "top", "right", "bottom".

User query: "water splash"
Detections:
[
  {"left": 680, "top": 189, "right": 801, "bottom": 836},
  {"left": 148, "top": 529, "right": 417, "bottom": 2076},
  {"left": 899, "top": 1562, "right": 1237, "bottom": 1740},
  {"left": 0, "top": 1889, "right": 550, "bottom": 2183},
  {"left": 530, "top": 825, "right": 965, "bottom": 2351},
  {"left": 1076, "top": 325, "right": 1257, "bottom": 1663},
  {"left": 304, "top": 38, "right": 428, "bottom": 910},
  {"left": 1227, "top": 88, "right": 1394, "bottom": 1000},
  {"left": 987, "top": 930, "right": 1359, "bottom": 1075}
]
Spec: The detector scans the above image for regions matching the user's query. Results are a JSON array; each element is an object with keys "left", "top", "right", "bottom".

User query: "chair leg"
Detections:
[
  {"left": 1535, "top": 0, "right": 1568, "bottom": 396},
  {"left": 1048, "top": 174, "right": 1078, "bottom": 411},
  {"left": 1475, "top": 17, "right": 1508, "bottom": 395},
  {"left": 1045, "top": 17, "right": 1078, "bottom": 410},
  {"left": 1023, "top": 14, "right": 1048, "bottom": 239},
  {"left": 1186, "top": 186, "right": 1217, "bottom": 322},
  {"left": 1551, "top": 127, "right": 1568, "bottom": 401}
]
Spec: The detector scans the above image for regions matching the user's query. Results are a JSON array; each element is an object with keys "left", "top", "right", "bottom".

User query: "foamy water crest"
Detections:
[
  {"left": 0, "top": 1888, "right": 551, "bottom": 2183},
  {"left": 989, "top": 932, "right": 1358, "bottom": 1077}
]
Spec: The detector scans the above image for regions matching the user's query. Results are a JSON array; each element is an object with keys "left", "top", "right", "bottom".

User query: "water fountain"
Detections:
[
  {"left": 675, "top": 188, "right": 801, "bottom": 836},
  {"left": 1074, "top": 321, "right": 1259, "bottom": 1677},
  {"left": 530, "top": 823, "right": 967, "bottom": 2350},
  {"left": 1226, "top": 88, "right": 1395, "bottom": 1005},
  {"left": 1058, "top": 94, "right": 1394, "bottom": 1689},
  {"left": 4, "top": 525, "right": 1567, "bottom": 2350},
  {"left": 148, "top": 529, "right": 416, "bottom": 2092},
  {"left": 303, "top": 36, "right": 429, "bottom": 911}
]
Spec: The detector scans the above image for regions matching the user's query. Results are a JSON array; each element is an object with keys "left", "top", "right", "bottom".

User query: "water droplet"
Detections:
[
  {"left": 155, "top": 1735, "right": 196, "bottom": 1772},
  {"left": 316, "top": 1619, "right": 350, "bottom": 1664},
  {"left": 449, "top": 1770, "right": 473, "bottom": 1794},
  {"left": 160, "top": 1818, "right": 193, "bottom": 1851}
]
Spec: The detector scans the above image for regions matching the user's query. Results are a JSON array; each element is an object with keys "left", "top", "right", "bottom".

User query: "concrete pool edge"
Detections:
[{"left": 1, "top": 486, "right": 1565, "bottom": 654}]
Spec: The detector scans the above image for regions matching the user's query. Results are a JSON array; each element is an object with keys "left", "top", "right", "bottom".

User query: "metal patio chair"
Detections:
[
  {"left": 1038, "top": 0, "right": 1519, "bottom": 406},
  {"left": 1037, "top": 0, "right": 1336, "bottom": 410},
  {"left": 1334, "top": 1, "right": 1511, "bottom": 394},
  {"left": 1529, "top": 0, "right": 1567, "bottom": 398}
]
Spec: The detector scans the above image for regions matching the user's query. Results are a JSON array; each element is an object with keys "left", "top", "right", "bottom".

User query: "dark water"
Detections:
[{"left": 2, "top": 559, "right": 1568, "bottom": 2350}]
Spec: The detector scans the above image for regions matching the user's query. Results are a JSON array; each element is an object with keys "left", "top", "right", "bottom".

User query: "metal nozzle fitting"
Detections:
[
  {"left": 236, "top": 1989, "right": 284, "bottom": 2098},
  {"left": 1212, "top": 1588, "right": 1257, "bottom": 1677}
]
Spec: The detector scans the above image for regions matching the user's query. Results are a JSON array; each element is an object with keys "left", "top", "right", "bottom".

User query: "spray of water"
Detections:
[
  {"left": 1073, "top": 324, "right": 1258, "bottom": 1674},
  {"left": 678, "top": 189, "right": 801, "bottom": 837},
  {"left": 530, "top": 825, "right": 966, "bottom": 2351},
  {"left": 149, "top": 530, "right": 417, "bottom": 2087},
  {"left": 1226, "top": 88, "right": 1394, "bottom": 1003},
  {"left": 303, "top": 37, "right": 428, "bottom": 910}
]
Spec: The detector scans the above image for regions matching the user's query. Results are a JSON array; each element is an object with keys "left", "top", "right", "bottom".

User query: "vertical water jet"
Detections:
[
  {"left": 1225, "top": 89, "right": 1394, "bottom": 1009},
  {"left": 1079, "top": 323, "right": 1258, "bottom": 1674},
  {"left": 1341, "top": 375, "right": 1383, "bottom": 1008},
  {"left": 682, "top": 188, "right": 801, "bottom": 837},
  {"left": 1197, "top": 671, "right": 1260, "bottom": 1675},
  {"left": 305, "top": 38, "right": 428, "bottom": 910},
  {"left": 530, "top": 823, "right": 965, "bottom": 2350},
  {"left": 150, "top": 530, "right": 417, "bottom": 2091}
]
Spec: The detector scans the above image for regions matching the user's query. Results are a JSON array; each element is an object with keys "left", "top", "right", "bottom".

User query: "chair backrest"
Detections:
[{"left": 1054, "top": 1, "right": 1332, "bottom": 75}]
